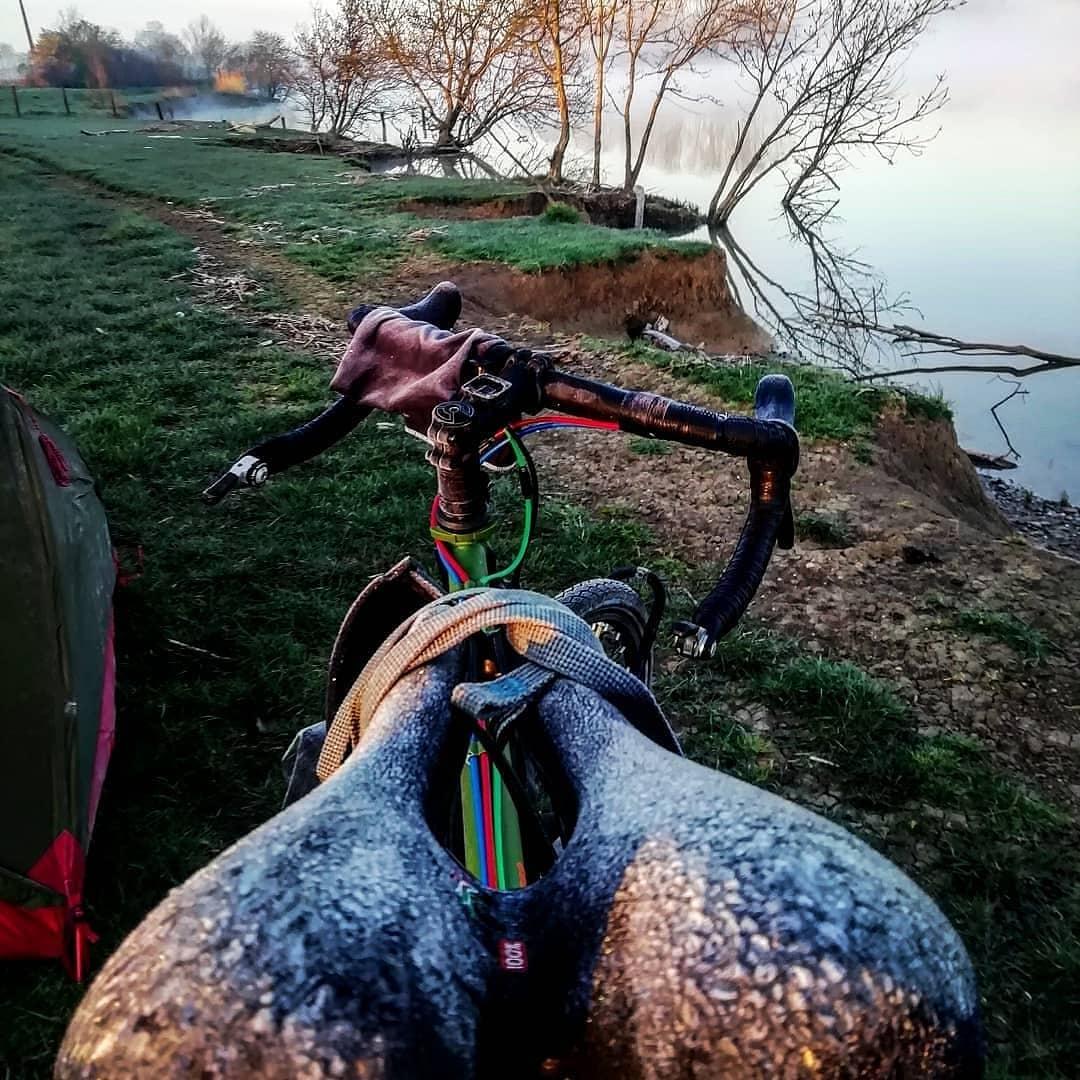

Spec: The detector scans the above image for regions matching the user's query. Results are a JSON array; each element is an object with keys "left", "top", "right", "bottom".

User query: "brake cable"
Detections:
[
  {"left": 476, "top": 429, "right": 536, "bottom": 587},
  {"left": 434, "top": 416, "right": 615, "bottom": 587}
]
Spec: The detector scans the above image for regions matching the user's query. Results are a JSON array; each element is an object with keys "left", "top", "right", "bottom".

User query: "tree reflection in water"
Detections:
[{"left": 709, "top": 201, "right": 912, "bottom": 374}]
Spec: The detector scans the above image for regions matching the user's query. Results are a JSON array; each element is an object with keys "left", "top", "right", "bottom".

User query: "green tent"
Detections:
[{"left": 0, "top": 387, "right": 115, "bottom": 979}]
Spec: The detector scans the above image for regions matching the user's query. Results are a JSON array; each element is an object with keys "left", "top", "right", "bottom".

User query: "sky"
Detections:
[
  {"left": 7, "top": 0, "right": 1080, "bottom": 58},
  {"left": 1, "top": 0, "right": 306, "bottom": 49}
]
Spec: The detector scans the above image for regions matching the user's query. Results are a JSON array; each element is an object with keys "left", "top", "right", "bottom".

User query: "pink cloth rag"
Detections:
[{"left": 330, "top": 308, "right": 506, "bottom": 433}]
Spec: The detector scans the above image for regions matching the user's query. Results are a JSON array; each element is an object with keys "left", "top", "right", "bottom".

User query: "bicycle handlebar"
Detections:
[
  {"left": 202, "top": 397, "right": 369, "bottom": 504},
  {"left": 537, "top": 368, "right": 797, "bottom": 655},
  {"left": 203, "top": 286, "right": 800, "bottom": 657},
  {"left": 538, "top": 368, "right": 797, "bottom": 466}
]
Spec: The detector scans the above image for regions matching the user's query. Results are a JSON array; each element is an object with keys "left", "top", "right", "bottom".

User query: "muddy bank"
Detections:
[
  {"left": 457, "top": 248, "right": 768, "bottom": 355},
  {"left": 875, "top": 406, "right": 1008, "bottom": 534},
  {"left": 403, "top": 187, "right": 702, "bottom": 232}
]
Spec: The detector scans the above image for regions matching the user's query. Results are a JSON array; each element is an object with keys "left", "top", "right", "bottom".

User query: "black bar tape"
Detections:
[{"left": 250, "top": 397, "right": 370, "bottom": 474}]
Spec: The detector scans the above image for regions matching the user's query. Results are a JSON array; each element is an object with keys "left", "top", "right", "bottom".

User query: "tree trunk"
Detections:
[
  {"left": 626, "top": 69, "right": 672, "bottom": 190},
  {"left": 591, "top": 43, "right": 605, "bottom": 188},
  {"left": 549, "top": 87, "right": 571, "bottom": 181},
  {"left": 548, "top": 36, "right": 571, "bottom": 182},
  {"left": 435, "top": 104, "right": 462, "bottom": 148},
  {"left": 621, "top": 49, "right": 638, "bottom": 190}
]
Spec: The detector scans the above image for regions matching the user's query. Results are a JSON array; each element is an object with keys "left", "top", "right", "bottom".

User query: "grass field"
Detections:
[
  {"left": 0, "top": 117, "right": 697, "bottom": 279},
  {"left": 0, "top": 86, "right": 181, "bottom": 119},
  {"left": 0, "top": 128, "right": 1077, "bottom": 1077}
]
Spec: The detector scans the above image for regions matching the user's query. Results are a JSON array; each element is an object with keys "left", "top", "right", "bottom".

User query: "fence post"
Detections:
[
  {"left": 280, "top": 115, "right": 286, "bottom": 130},
  {"left": 110, "top": 90, "right": 118, "bottom": 118},
  {"left": 155, "top": 100, "right": 164, "bottom": 121},
  {"left": 62, "top": 87, "right": 71, "bottom": 115},
  {"left": 11, "top": 85, "right": 20, "bottom": 118},
  {"left": 634, "top": 185, "right": 646, "bottom": 229},
  {"left": 381, "top": 112, "right": 387, "bottom": 143}
]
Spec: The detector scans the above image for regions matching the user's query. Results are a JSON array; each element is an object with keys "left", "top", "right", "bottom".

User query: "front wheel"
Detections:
[{"left": 554, "top": 578, "right": 652, "bottom": 686}]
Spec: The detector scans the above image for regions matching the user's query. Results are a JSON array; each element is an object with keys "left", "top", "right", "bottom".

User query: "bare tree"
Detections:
[
  {"left": 244, "top": 31, "right": 295, "bottom": 99},
  {"left": 371, "top": 0, "right": 546, "bottom": 149},
  {"left": 708, "top": 0, "right": 954, "bottom": 226},
  {"left": 531, "top": 0, "right": 588, "bottom": 180},
  {"left": 294, "top": 0, "right": 393, "bottom": 137},
  {"left": 184, "top": 15, "right": 231, "bottom": 80},
  {"left": 614, "top": 0, "right": 752, "bottom": 191},
  {"left": 582, "top": 0, "right": 626, "bottom": 187}
]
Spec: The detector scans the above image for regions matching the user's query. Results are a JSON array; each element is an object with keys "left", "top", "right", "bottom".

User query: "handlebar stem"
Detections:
[{"left": 427, "top": 401, "right": 490, "bottom": 534}]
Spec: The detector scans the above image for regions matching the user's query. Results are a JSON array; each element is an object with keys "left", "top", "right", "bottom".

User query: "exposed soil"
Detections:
[
  {"left": 874, "top": 406, "right": 1008, "bottom": 534},
  {"left": 455, "top": 248, "right": 769, "bottom": 355},
  {"left": 533, "top": 343, "right": 1080, "bottom": 815},
  {"left": 401, "top": 187, "right": 702, "bottom": 232},
  {"left": 571, "top": 187, "right": 703, "bottom": 232},
  {"left": 401, "top": 192, "right": 552, "bottom": 221}
]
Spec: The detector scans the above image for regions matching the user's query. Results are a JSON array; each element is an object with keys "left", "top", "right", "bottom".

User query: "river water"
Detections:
[
  {"left": 210, "top": 1, "right": 1078, "bottom": 498},
  {"left": 580, "top": 0, "right": 1080, "bottom": 500}
]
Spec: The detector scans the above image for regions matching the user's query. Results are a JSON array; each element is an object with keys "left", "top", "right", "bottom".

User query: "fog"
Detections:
[{"left": 603, "top": 0, "right": 1080, "bottom": 499}]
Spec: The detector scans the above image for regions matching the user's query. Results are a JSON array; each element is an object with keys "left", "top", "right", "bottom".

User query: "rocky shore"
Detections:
[{"left": 983, "top": 475, "right": 1080, "bottom": 561}]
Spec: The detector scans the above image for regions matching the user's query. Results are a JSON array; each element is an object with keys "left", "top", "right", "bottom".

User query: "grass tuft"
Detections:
[
  {"left": 795, "top": 510, "right": 855, "bottom": 548},
  {"left": 755, "top": 655, "right": 916, "bottom": 798},
  {"left": 901, "top": 387, "right": 953, "bottom": 422},
  {"left": 542, "top": 200, "right": 581, "bottom": 224},
  {"left": 627, "top": 435, "right": 671, "bottom": 456},
  {"left": 953, "top": 607, "right": 1054, "bottom": 663}
]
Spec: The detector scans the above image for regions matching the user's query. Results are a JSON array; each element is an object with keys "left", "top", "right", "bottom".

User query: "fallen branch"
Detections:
[
  {"left": 850, "top": 325, "right": 1080, "bottom": 378},
  {"left": 641, "top": 327, "right": 691, "bottom": 352},
  {"left": 964, "top": 449, "right": 1018, "bottom": 471}
]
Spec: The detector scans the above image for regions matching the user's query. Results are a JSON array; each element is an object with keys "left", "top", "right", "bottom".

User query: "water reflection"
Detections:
[
  {"left": 372, "top": 152, "right": 504, "bottom": 180},
  {"left": 709, "top": 210, "right": 907, "bottom": 373}
]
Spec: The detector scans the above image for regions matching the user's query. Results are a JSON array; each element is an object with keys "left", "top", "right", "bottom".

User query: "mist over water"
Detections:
[{"left": 586, "top": 0, "right": 1080, "bottom": 500}]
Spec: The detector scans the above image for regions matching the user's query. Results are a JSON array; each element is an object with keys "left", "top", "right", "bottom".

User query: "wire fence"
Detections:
[{"left": 0, "top": 86, "right": 182, "bottom": 120}]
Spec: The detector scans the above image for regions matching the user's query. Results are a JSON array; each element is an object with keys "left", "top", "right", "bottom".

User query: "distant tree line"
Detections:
[
  {"left": 8, "top": 0, "right": 956, "bottom": 220},
  {"left": 18, "top": 11, "right": 294, "bottom": 101}
]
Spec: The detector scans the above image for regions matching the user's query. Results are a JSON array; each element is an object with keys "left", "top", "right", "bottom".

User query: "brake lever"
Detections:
[
  {"left": 202, "top": 454, "right": 270, "bottom": 504},
  {"left": 672, "top": 622, "right": 713, "bottom": 659}
]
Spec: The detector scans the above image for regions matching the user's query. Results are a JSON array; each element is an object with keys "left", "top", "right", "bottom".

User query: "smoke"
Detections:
[{"left": 135, "top": 91, "right": 306, "bottom": 127}]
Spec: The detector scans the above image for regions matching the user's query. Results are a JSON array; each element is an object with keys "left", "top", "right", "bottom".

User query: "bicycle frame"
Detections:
[
  {"left": 442, "top": 535, "right": 529, "bottom": 889},
  {"left": 205, "top": 340, "right": 799, "bottom": 892}
]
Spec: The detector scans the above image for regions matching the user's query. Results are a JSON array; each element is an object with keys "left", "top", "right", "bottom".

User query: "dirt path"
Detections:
[{"left": 59, "top": 168, "right": 1080, "bottom": 813}]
